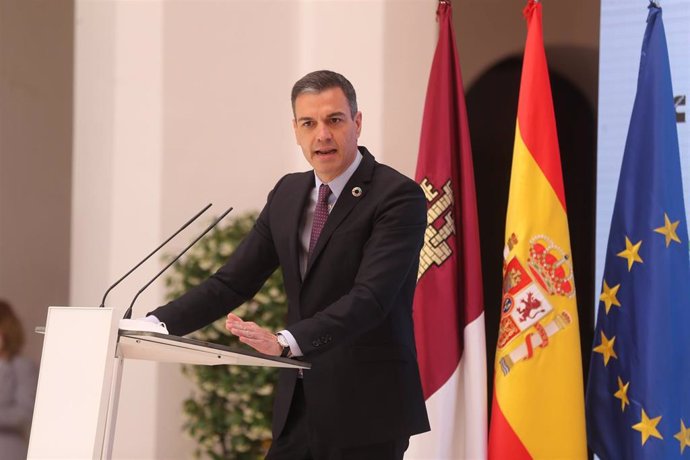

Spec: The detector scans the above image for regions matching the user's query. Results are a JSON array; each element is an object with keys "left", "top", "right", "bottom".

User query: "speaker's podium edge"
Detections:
[{"left": 27, "top": 306, "right": 308, "bottom": 460}]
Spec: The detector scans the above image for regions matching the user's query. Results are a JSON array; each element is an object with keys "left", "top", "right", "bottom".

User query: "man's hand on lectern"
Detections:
[{"left": 226, "top": 313, "right": 282, "bottom": 356}]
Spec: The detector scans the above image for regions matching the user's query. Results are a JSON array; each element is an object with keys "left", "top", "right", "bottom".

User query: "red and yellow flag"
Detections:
[{"left": 488, "top": 1, "right": 586, "bottom": 458}]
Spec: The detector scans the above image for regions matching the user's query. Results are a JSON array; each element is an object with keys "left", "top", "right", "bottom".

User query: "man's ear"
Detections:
[{"left": 355, "top": 111, "right": 362, "bottom": 137}]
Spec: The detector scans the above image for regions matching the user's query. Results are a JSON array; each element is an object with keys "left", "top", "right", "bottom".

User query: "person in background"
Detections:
[{"left": 0, "top": 299, "right": 38, "bottom": 460}]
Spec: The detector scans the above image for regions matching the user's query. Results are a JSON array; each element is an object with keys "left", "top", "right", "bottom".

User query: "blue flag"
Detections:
[{"left": 586, "top": 4, "right": 690, "bottom": 459}]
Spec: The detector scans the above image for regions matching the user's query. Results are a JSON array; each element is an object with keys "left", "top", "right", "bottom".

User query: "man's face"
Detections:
[{"left": 293, "top": 87, "right": 362, "bottom": 183}]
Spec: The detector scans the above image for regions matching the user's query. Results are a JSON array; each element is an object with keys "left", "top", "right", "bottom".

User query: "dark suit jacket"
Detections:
[{"left": 150, "top": 147, "right": 430, "bottom": 447}]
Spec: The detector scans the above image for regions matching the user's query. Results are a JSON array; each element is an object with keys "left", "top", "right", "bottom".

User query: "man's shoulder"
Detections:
[
  {"left": 370, "top": 161, "right": 423, "bottom": 201},
  {"left": 272, "top": 169, "right": 313, "bottom": 190},
  {"left": 360, "top": 146, "right": 419, "bottom": 190},
  {"left": 372, "top": 161, "right": 416, "bottom": 186}
]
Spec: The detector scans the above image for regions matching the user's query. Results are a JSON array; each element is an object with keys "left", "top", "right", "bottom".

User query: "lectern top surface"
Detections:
[{"left": 118, "top": 330, "right": 311, "bottom": 369}]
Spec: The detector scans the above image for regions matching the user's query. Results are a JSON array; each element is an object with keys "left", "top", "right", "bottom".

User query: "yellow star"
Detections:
[
  {"left": 632, "top": 408, "right": 663, "bottom": 445},
  {"left": 613, "top": 377, "right": 630, "bottom": 412},
  {"left": 675, "top": 420, "right": 690, "bottom": 454},
  {"left": 654, "top": 213, "right": 681, "bottom": 247},
  {"left": 617, "top": 236, "right": 644, "bottom": 271},
  {"left": 593, "top": 331, "right": 617, "bottom": 366},
  {"left": 600, "top": 280, "right": 622, "bottom": 314}
]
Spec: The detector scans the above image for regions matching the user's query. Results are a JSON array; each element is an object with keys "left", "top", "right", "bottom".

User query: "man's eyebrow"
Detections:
[{"left": 296, "top": 111, "right": 347, "bottom": 122}]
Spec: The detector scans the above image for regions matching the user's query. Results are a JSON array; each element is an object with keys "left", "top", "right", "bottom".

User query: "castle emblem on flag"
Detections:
[
  {"left": 497, "top": 233, "right": 574, "bottom": 375},
  {"left": 417, "top": 177, "right": 455, "bottom": 281}
]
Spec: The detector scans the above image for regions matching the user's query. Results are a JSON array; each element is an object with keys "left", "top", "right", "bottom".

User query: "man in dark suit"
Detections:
[{"left": 149, "top": 70, "right": 430, "bottom": 459}]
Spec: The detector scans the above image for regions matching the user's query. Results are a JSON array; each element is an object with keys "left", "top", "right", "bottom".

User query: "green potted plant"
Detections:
[{"left": 164, "top": 212, "right": 287, "bottom": 459}]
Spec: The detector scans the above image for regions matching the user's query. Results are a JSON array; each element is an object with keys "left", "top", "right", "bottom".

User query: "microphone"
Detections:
[
  {"left": 122, "top": 206, "right": 233, "bottom": 320},
  {"left": 99, "top": 203, "right": 212, "bottom": 308}
]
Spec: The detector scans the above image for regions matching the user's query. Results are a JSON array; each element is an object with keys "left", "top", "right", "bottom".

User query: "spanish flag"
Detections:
[{"left": 488, "top": 1, "right": 587, "bottom": 458}]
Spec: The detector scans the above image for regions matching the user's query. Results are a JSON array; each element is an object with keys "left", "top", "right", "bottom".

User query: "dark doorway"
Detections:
[{"left": 466, "top": 56, "right": 596, "bottom": 417}]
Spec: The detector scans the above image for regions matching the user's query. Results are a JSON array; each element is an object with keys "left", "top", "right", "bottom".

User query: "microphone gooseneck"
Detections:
[
  {"left": 122, "top": 207, "right": 233, "bottom": 320},
  {"left": 99, "top": 203, "right": 213, "bottom": 309}
]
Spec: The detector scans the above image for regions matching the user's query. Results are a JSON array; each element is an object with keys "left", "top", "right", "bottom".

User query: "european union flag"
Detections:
[{"left": 586, "top": 4, "right": 690, "bottom": 459}]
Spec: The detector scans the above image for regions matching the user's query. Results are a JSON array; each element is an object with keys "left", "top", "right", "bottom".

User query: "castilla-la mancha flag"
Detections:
[
  {"left": 488, "top": 1, "right": 587, "bottom": 459},
  {"left": 406, "top": 1, "right": 487, "bottom": 459}
]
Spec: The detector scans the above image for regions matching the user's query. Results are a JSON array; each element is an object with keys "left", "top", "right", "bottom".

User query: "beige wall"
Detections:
[
  {"left": 160, "top": 0, "right": 435, "bottom": 227},
  {"left": 0, "top": 0, "right": 73, "bottom": 363}
]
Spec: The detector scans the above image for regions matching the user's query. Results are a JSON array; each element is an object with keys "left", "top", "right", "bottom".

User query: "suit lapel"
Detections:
[
  {"left": 285, "top": 172, "right": 314, "bottom": 290},
  {"left": 304, "top": 148, "right": 376, "bottom": 278}
]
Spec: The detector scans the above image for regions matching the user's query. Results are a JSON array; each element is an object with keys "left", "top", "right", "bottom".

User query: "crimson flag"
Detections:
[{"left": 406, "top": 2, "right": 487, "bottom": 458}]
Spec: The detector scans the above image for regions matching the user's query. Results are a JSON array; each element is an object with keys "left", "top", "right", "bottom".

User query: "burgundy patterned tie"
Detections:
[{"left": 308, "top": 184, "right": 332, "bottom": 255}]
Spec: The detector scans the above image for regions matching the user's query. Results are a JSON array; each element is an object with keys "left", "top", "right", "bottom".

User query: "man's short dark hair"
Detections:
[{"left": 291, "top": 70, "right": 358, "bottom": 119}]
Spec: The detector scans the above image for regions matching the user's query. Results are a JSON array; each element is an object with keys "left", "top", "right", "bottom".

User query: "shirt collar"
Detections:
[{"left": 314, "top": 149, "right": 363, "bottom": 199}]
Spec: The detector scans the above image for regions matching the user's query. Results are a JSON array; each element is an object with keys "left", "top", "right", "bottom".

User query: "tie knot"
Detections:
[{"left": 318, "top": 184, "right": 332, "bottom": 204}]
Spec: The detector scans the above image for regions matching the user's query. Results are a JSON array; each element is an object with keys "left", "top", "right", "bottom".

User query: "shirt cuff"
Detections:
[{"left": 276, "top": 330, "right": 303, "bottom": 357}]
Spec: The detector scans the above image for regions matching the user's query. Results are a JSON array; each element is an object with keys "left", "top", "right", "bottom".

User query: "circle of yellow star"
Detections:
[
  {"left": 614, "top": 376, "right": 630, "bottom": 412},
  {"left": 654, "top": 213, "right": 681, "bottom": 248},
  {"left": 600, "top": 280, "right": 622, "bottom": 314},
  {"left": 675, "top": 420, "right": 690, "bottom": 454},
  {"left": 632, "top": 408, "right": 663, "bottom": 445},
  {"left": 593, "top": 331, "right": 617, "bottom": 366},
  {"left": 617, "top": 236, "right": 643, "bottom": 271}
]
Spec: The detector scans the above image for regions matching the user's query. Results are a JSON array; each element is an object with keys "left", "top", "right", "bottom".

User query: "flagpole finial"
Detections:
[{"left": 439, "top": 0, "right": 451, "bottom": 4}]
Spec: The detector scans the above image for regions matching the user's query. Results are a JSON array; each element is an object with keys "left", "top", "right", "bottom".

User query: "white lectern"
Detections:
[{"left": 27, "top": 306, "right": 308, "bottom": 460}]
